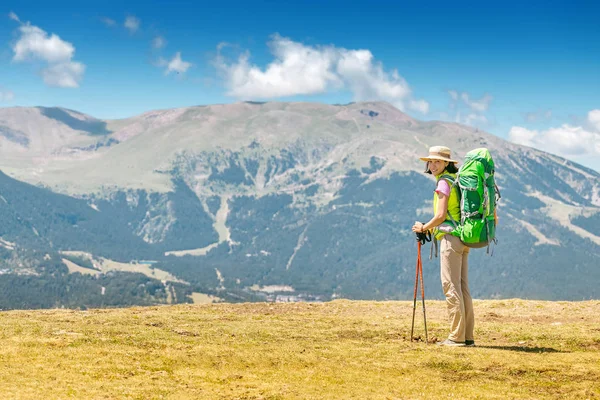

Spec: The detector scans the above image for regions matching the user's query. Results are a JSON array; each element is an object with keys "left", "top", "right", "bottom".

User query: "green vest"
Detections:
[{"left": 432, "top": 173, "right": 461, "bottom": 240}]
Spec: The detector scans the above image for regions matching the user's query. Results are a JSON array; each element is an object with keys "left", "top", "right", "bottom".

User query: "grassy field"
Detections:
[{"left": 1, "top": 299, "right": 599, "bottom": 399}]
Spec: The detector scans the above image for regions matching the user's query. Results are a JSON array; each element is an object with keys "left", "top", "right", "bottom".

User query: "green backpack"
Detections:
[{"left": 442, "top": 148, "right": 500, "bottom": 249}]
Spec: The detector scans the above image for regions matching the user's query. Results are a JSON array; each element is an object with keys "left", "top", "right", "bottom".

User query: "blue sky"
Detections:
[{"left": 2, "top": 0, "right": 599, "bottom": 171}]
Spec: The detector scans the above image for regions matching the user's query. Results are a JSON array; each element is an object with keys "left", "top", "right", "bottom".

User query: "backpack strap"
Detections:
[
  {"left": 438, "top": 174, "right": 456, "bottom": 187},
  {"left": 437, "top": 174, "right": 459, "bottom": 229},
  {"left": 429, "top": 237, "right": 439, "bottom": 259},
  {"left": 447, "top": 210, "right": 459, "bottom": 229}
]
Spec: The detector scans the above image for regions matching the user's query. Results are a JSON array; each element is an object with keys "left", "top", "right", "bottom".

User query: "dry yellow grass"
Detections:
[{"left": 1, "top": 299, "right": 599, "bottom": 399}]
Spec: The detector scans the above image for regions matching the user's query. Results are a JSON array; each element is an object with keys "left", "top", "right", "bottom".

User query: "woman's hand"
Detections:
[{"left": 412, "top": 221, "right": 425, "bottom": 233}]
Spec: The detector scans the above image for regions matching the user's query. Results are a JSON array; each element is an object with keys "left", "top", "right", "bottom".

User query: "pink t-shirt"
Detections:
[{"left": 435, "top": 179, "right": 451, "bottom": 198}]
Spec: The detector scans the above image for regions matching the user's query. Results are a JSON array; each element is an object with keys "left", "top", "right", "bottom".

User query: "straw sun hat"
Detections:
[{"left": 419, "top": 146, "right": 457, "bottom": 163}]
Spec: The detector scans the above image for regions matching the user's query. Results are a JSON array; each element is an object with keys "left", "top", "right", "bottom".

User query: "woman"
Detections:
[{"left": 411, "top": 146, "right": 475, "bottom": 347}]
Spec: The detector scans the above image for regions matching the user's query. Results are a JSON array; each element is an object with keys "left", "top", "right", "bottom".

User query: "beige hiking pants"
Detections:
[{"left": 440, "top": 234, "right": 474, "bottom": 342}]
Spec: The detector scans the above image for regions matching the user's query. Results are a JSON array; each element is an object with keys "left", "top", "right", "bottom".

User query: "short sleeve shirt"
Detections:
[{"left": 435, "top": 179, "right": 451, "bottom": 198}]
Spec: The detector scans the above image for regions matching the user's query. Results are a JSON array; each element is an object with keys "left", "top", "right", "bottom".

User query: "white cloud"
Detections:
[
  {"left": 464, "top": 113, "right": 488, "bottom": 126},
  {"left": 0, "top": 90, "right": 15, "bottom": 102},
  {"left": 544, "top": 125, "right": 600, "bottom": 156},
  {"left": 11, "top": 21, "right": 85, "bottom": 88},
  {"left": 213, "top": 34, "right": 429, "bottom": 114},
  {"left": 409, "top": 99, "right": 430, "bottom": 114},
  {"left": 42, "top": 62, "right": 85, "bottom": 88},
  {"left": 337, "top": 49, "right": 411, "bottom": 100},
  {"left": 508, "top": 126, "right": 538, "bottom": 148},
  {"left": 124, "top": 16, "right": 140, "bottom": 33},
  {"left": 510, "top": 110, "right": 600, "bottom": 161},
  {"left": 588, "top": 109, "right": 600, "bottom": 132},
  {"left": 509, "top": 124, "right": 600, "bottom": 157},
  {"left": 164, "top": 52, "right": 191, "bottom": 75},
  {"left": 152, "top": 36, "right": 166, "bottom": 49},
  {"left": 9, "top": 11, "right": 20, "bottom": 22},
  {"left": 461, "top": 92, "right": 492, "bottom": 112},
  {"left": 446, "top": 90, "right": 491, "bottom": 127},
  {"left": 13, "top": 24, "right": 74, "bottom": 63},
  {"left": 454, "top": 112, "right": 487, "bottom": 127},
  {"left": 101, "top": 17, "right": 116, "bottom": 27},
  {"left": 215, "top": 37, "right": 339, "bottom": 98}
]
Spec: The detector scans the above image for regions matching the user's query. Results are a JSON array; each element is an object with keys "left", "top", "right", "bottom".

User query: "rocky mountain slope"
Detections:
[{"left": 1, "top": 101, "right": 599, "bottom": 306}]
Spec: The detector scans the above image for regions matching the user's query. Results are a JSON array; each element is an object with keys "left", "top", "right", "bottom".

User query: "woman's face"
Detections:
[{"left": 428, "top": 160, "right": 448, "bottom": 176}]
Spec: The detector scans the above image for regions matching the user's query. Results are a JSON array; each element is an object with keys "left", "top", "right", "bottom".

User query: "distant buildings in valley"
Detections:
[{"left": 266, "top": 293, "right": 326, "bottom": 303}]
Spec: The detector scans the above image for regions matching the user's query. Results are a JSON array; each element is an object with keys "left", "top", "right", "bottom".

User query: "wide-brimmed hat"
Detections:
[{"left": 419, "top": 146, "right": 457, "bottom": 163}]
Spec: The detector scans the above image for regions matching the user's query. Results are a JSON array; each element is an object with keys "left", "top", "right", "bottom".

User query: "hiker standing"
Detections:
[{"left": 411, "top": 146, "right": 475, "bottom": 347}]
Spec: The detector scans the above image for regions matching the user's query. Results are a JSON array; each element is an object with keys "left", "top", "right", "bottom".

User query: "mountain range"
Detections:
[{"left": 1, "top": 101, "right": 599, "bottom": 308}]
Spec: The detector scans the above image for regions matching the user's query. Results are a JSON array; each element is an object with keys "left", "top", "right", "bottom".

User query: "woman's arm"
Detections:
[{"left": 411, "top": 192, "right": 449, "bottom": 233}]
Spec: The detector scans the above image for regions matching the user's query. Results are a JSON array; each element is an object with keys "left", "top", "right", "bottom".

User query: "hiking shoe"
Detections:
[
  {"left": 465, "top": 340, "right": 476, "bottom": 347},
  {"left": 437, "top": 339, "right": 466, "bottom": 347}
]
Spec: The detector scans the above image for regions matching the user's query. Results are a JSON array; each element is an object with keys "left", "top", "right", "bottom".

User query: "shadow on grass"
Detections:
[{"left": 478, "top": 345, "right": 563, "bottom": 353}]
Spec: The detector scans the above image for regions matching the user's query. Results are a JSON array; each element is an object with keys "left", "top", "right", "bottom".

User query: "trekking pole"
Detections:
[
  {"left": 411, "top": 230, "right": 430, "bottom": 343},
  {"left": 410, "top": 243, "right": 419, "bottom": 341},
  {"left": 419, "top": 241, "right": 428, "bottom": 344}
]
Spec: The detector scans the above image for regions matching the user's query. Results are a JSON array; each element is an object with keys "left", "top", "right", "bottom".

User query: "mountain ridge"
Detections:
[
  {"left": 2, "top": 101, "right": 597, "bottom": 201},
  {"left": 1, "top": 101, "right": 599, "bottom": 306}
]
